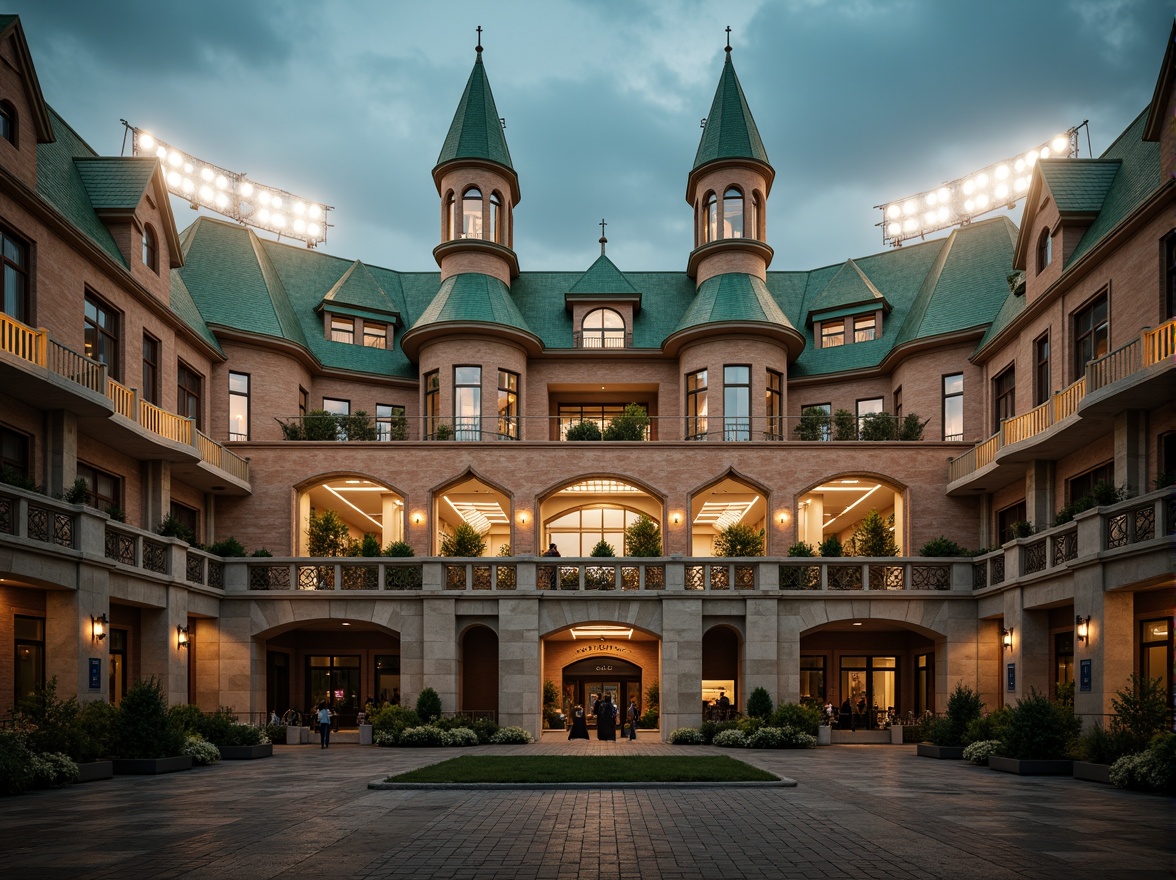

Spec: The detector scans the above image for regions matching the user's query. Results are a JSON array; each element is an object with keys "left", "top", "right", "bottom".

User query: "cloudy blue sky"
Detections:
[{"left": 18, "top": 0, "right": 1175, "bottom": 274}]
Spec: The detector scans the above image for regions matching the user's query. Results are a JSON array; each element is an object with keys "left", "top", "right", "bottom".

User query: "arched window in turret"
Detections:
[
  {"left": 723, "top": 187, "right": 743, "bottom": 238},
  {"left": 490, "top": 191, "right": 502, "bottom": 243},
  {"left": 581, "top": 308, "right": 626, "bottom": 349},
  {"left": 703, "top": 191, "right": 718, "bottom": 243},
  {"left": 462, "top": 187, "right": 483, "bottom": 239},
  {"left": 750, "top": 192, "right": 761, "bottom": 240},
  {"left": 444, "top": 191, "right": 456, "bottom": 241}
]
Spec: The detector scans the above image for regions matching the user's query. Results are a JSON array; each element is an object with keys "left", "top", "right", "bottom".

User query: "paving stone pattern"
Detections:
[{"left": 0, "top": 738, "right": 1170, "bottom": 879}]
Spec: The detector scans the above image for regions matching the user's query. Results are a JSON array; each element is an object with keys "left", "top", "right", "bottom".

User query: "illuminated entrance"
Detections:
[
  {"left": 542, "top": 622, "right": 659, "bottom": 728},
  {"left": 561, "top": 658, "right": 642, "bottom": 727},
  {"left": 541, "top": 477, "right": 660, "bottom": 556}
]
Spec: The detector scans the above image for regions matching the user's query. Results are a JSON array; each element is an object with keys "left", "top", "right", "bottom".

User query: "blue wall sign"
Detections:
[
  {"left": 89, "top": 657, "right": 102, "bottom": 690},
  {"left": 1079, "top": 659, "right": 1092, "bottom": 692},
  {"left": 1006, "top": 663, "right": 1016, "bottom": 692}
]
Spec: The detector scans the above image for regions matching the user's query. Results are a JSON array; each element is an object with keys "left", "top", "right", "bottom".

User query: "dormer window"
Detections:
[
  {"left": 0, "top": 101, "right": 15, "bottom": 146},
  {"left": 1036, "top": 227, "right": 1052, "bottom": 274},
  {"left": 331, "top": 316, "right": 355, "bottom": 344},
  {"left": 581, "top": 308, "right": 625, "bottom": 348},
  {"left": 723, "top": 187, "right": 743, "bottom": 238},
  {"left": 142, "top": 224, "right": 158, "bottom": 274},
  {"left": 854, "top": 314, "right": 876, "bottom": 342},
  {"left": 819, "top": 319, "right": 844, "bottom": 348},
  {"left": 363, "top": 321, "right": 388, "bottom": 349},
  {"left": 462, "top": 187, "right": 483, "bottom": 239},
  {"left": 489, "top": 191, "right": 501, "bottom": 243},
  {"left": 703, "top": 191, "right": 717, "bottom": 243}
]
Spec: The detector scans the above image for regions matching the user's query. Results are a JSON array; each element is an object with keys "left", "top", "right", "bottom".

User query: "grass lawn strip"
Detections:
[{"left": 386, "top": 755, "right": 778, "bottom": 784}]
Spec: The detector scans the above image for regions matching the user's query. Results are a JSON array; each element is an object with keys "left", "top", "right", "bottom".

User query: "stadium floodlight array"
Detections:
[
  {"left": 130, "top": 127, "right": 331, "bottom": 247},
  {"left": 876, "top": 128, "right": 1079, "bottom": 246}
]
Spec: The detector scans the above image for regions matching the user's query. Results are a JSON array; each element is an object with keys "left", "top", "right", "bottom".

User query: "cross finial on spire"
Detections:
[
  {"left": 476, "top": 25, "right": 483, "bottom": 54},
  {"left": 598, "top": 218, "right": 608, "bottom": 255},
  {"left": 725, "top": 26, "right": 732, "bottom": 53}
]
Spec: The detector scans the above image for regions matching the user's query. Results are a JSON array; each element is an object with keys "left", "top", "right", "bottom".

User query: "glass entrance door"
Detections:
[
  {"left": 306, "top": 655, "right": 360, "bottom": 726},
  {"left": 839, "top": 655, "right": 897, "bottom": 728}
]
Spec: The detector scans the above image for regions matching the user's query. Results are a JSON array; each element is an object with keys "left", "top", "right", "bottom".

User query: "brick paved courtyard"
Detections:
[{"left": 0, "top": 739, "right": 1170, "bottom": 879}]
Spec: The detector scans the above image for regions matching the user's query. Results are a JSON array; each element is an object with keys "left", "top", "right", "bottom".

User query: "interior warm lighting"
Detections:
[
  {"left": 558, "top": 479, "right": 644, "bottom": 494},
  {"left": 570, "top": 626, "right": 633, "bottom": 640},
  {"left": 852, "top": 621, "right": 863, "bottom": 626},
  {"left": 411, "top": 513, "right": 424, "bottom": 525},
  {"left": 176, "top": 624, "right": 190, "bottom": 649},
  {"left": 128, "top": 125, "right": 331, "bottom": 247},
  {"left": 1002, "top": 626, "right": 1013, "bottom": 650},
  {"left": 694, "top": 496, "right": 759, "bottom": 530},
  {"left": 670, "top": 512, "right": 682, "bottom": 525},
  {"left": 91, "top": 613, "right": 108, "bottom": 643},
  {"left": 1076, "top": 615, "right": 1091, "bottom": 643},
  {"left": 444, "top": 496, "right": 508, "bottom": 535}
]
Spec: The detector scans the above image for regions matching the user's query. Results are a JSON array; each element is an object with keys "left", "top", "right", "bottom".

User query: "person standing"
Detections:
[
  {"left": 568, "top": 705, "right": 589, "bottom": 740},
  {"left": 627, "top": 699, "right": 639, "bottom": 741},
  {"left": 597, "top": 695, "right": 617, "bottom": 741},
  {"left": 316, "top": 701, "right": 332, "bottom": 749}
]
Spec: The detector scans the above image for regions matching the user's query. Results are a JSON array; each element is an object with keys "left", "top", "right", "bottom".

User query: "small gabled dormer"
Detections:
[
  {"left": 316, "top": 260, "right": 401, "bottom": 350},
  {"left": 0, "top": 16, "right": 54, "bottom": 190},
  {"left": 805, "top": 259, "right": 890, "bottom": 349},
  {"left": 565, "top": 229, "right": 641, "bottom": 349}
]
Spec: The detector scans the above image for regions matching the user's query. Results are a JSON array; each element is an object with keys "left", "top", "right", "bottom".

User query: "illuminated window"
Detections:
[
  {"left": 142, "top": 224, "right": 158, "bottom": 273},
  {"left": 84, "top": 292, "right": 120, "bottom": 380},
  {"left": 0, "top": 101, "right": 15, "bottom": 147},
  {"left": 581, "top": 308, "right": 625, "bottom": 348},
  {"left": 177, "top": 362, "right": 203, "bottom": 429},
  {"left": 444, "top": 191, "right": 455, "bottom": 241},
  {"left": 376, "top": 404, "right": 405, "bottom": 441},
  {"left": 993, "top": 365, "right": 1015, "bottom": 429},
  {"left": 765, "top": 369, "right": 783, "bottom": 440},
  {"left": 723, "top": 187, "right": 743, "bottom": 238},
  {"left": 461, "top": 187, "right": 483, "bottom": 239},
  {"left": 141, "top": 333, "right": 160, "bottom": 406},
  {"left": 686, "top": 369, "right": 708, "bottom": 440},
  {"left": 490, "top": 192, "right": 501, "bottom": 243},
  {"left": 942, "top": 373, "right": 963, "bottom": 441},
  {"left": 703, "top": 191, "right": 717, "bottom": 243},
  {"left": 0, "top": 228, "right": 29, "bottom": 322},
  {"left": 330, "top": 316, "right": 354, "bottom": 344},
  {"left": 1033, "top": 333, "right": 1050, "bottom": 406},
  {"left": 854, "top": 314, "right": 876, "bottom": 342},
  {"left": 424, "top": 370, "right": 439, "bottom": 437},
  {"left": 228, "top": 372, "right": 250, "bottom": 441},
  {"left": 1036, "top": 227, "right": 1052, "bottom": 274},
  {"left": 1072, "top": 293, "right": 1108, "bottom": 380},
  {"left": 723, "top": 365, "right": 750, "bottom": 441},
  {"left": 546, "top": 504, "right": 646, "bottom": 556},
  {"left": 820, "top": 320, "right": 844, "bottom": 348},
  {"left": 498, "top": 369, "right": 518, "bottom": 440},
  {"left": 363, "top": 321, "right": 388, "bottom": 349},
  {"left": 15, "top": 616, "right": 44, "bottom": 704},
  {"left": 454, "top": 366, "right": 481, "bottom": 440},
  {"left": 856, "top": 398, "right": 883, "bottom": 434}
]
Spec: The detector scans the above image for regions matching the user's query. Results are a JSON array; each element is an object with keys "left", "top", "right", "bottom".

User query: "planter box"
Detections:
[
  {"left": 112, "top": 756, "right": 193, "bottom": 775},
  {"left": 358, "top": 723, "right": 373, "bottom": 746},
  {"left": 74, "top": 760, "right": 113, "bottom": 783},
  {"left": 1072, "top": 761, "right": 1112, "bottom": 784},
  {"left": 285, "top": 726, "right": 303, "bottom": 745},
  {"left": 890, "top": 724, "right": 904, "bottom": 745},
  {"left": 988, "top": 756, "right": 1074, "bottom": 775},
  {"left": 219, "top": 743, "right": 273, "bottom": 760},
  {"left": 816, "top": 726, "right": 831, "bottom": 746},
  {"left": 916, "top": 743, "right": 964, "bottom": 759}
]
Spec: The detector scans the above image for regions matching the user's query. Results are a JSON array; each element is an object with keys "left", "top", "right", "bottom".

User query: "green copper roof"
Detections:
[
  {"left": 1038, "top": 159, "right": 1121, "bottom": 214},
  {"left": 73, "top": 157, "right": 157, "bottom": 210},
  {"left": 567, "top": 254, "right": 639, "bottom": 296},
  {"left": 693, "top": 52, "right": 770, "bottom": 171},
  {"left": 435, "top": 53, "right": 514, "bottom": 171},
  {"left": 167, "top": 271, "right": 222, "bottom": 355},
  {"left": 671, "top": 272, "right": 793, "bottom": 336},
  {"left": 807, "top": 259, "right": 888, "bottom": 321},
  {"left": 412, "top": 272, "right": 532, "bottom": 332},
  {"left": 320, "top": 260, "right": 400, "bottom": 320}
]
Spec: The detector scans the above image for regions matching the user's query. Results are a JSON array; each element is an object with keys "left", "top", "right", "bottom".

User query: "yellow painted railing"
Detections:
[
  {"left": 106, "top": 378, "right": 135, "bottom": 419},
  {"left": 140, "top": 400, "right": 192, "bottom": 445},
  {"left": 46, "top": 339, "right": 104, "bottom": 392},
  {"left": 0, "top": 313, "right": 47, "bottom": 366},
  {"left": 1053, "top": 377, "right": 1085, "bottom": 421},
  {"left": 197, "top": 430, "right": 250, "bottom": 482},
  {"left": 1143, "top": 317, "right": 1176, "bottom": 366},
  {"left": 1002, "top": 401, "right": 1050, "bottom": 445},
  {"left": 974, "top": 433, "right": 1001, "bottom": 469}
]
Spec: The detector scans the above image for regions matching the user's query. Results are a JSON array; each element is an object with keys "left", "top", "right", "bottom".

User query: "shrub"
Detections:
[
  {"left": 373, "top": 731, "right": 399, "bottom": 747},
  {"left": 712, "top": 729, "right": 747, "bottom": 748},
  {"left": 0, "top": 730, "right": 34, "bottom": 795},
  {"left": 383, "top": 540, "right": 414, "bottom": 557},
  {"left": 399, "top": 726, "right": 443, "bottom": 747},
  {"left": 1079, "top": 723, "right": 1136, "bottom": 765},
  {"left": 963, "top": 707, "right": 1010, "bottom": 746},
  {"left": 925, "top": 716, "right": 953, "bottom": 747},
  {"left": 898, "top": 413, "right": 929, "bottom": 441},
  {"left": 263, "top": 723, "right": 286, "bottom": 745},
  {"left": 440, "top": 727, "right": 479, "bottom": 747},
  {"left": 847, "top": 509, "right": 897, "bottom": 556},
  {"left": 496, "top": 543, "right": 512, "bottom": 556},
  {"left": 1109, "top": 734, "right": 1176, "bottom": 793},
  {"left": 115, "top": 677, "right": 185, "bottom": 759},
  {"left": 382, "top": 413, "right": 409, "bottom": 441},
  {"left": 787, "top": 541, "right": 815, "bottom": 557},
  {"left": 669, "top": 727, "right": 704, "bottom": 745},
  {"left": 999, "top": 689, "right": 1080, "bottom": 760},
  {"left": 157, "top": 512, "right": 196, "bottom": 545},
  {"left": 736, "top": 716, "right": 763, "bottom": 736},
  {"left": 341, "top": 411, "right": 377, "bottom": 441},
  {"left": 603, "top": 403, "right": 648, "bottom": 441},
  {"left": 920, "top": 536, "right": 968, "bottom": 557},
  {"left": 1110, "top": 674, "right": 1169, "bottom": 754},
  {"left": 490, "top": 726, "right": 534, "bottom": 744},
  {"left": 182, "top": 735, "right": 221, "bottom": 766},
  {"left": 464, "top": 718, "right": 501, "bottom": 744},
  {"left": 206, "top": 537, "right": 247, "bottom": 557},
  {"left": 74, "top": 699, "right": 118, "bottom": 762},
  {"left": 0, "top": 465, "right": 39, "bottom": 492},
  {"left": 624, "top": 515, "right": 662, "bottom": 557},
  {"left": 12, "top": 678, "right": 84, "bottom": 759},
  {"left": 251, "top": 548, "right": 273, "bottom": 557},
  {"left": 306, "top": 510, "right": 354, "bottom": 557},
  {"left": 369, "top": 705, "right": 420, "bottom": 742},
  {"left": 168, "top": 703, "right": 206, "bottom": 735},
  {"left": 831, "top": 409, "right": 858, "bottom": 440},
  {"left": 415, "top": 687, "right": 442, "bottom": 723},
  {"left": 747, "top": 725, "right": 817, "bottom": 749},
  {"left": 29, "top": 752, "right": 79, "bottom": 788},
  {"left": 1008, "top": 520, "right": 1033, "bottom": 539},
  {"left": 769, "top": 702, "right": 822, "bottom": 737},
  {"left": 105, "top": 505, "right": 126, "bottom": 522},
  {"left": 182, "top": 707, "right": 265, "bottom": 747},
  {"left": 433, "top": 423, "right": 454, "bottom": 441},
  {"left": 440, "top": 523, "right": 485, "bottom": 557},
  {"left": 817, "top": 535, "right": 843, "bottom": 557},
  {"left": 746, "top": 687, "right": 773, "bottom": 719},
  {"left": 639, "top": 708, "right": 659, "bottom": 729},
  {"left": 943, "top": 683, "right": 984, "bottom": 747},
  {"left": 962, "top": 740, "right": 1002, "bottom": 765},
  {"left": 859, "top": 412, "right": 898, "bottom": 441},
  {"left": 565, "top": 421, "right": 602, "bottom": 441},
  {"left": 794, "top": 407, "right": 830, "bottom": 441},
  {"left": 589, "top": 540, "right": 615, "bottom": 557},
  {"left": 359, "top": 532, "right": 382, "bottom": 557},
  {"left": 713, "top": 523, "right": 765, "bottom": 557},
  {"left": 64, "top": 476, "right": 90, "bottom": 504}
]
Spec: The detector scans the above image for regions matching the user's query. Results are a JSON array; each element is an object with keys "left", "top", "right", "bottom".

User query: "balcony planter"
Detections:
[
  {"left": 916, "top": 743, "right": 964, "bottom": 759},
  {"left": 112, "top": 756, "right": 193, "bottom": 775},
  {"left": 1072, "top": 761, "right": 1112, "bottom": 784},
  {"left": 219, "top": 743, "right": 273, "bottom": 760},
  {"left": 988, "top": 756, "right": 1073, "bottom": 776},
  {"left": 74, "top": 760, "right": 114, "bottom": 783}
]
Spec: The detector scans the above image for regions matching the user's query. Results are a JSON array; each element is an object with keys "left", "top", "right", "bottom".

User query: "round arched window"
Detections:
[
  {"left": 582, "top": 308, "right": 625, "bottom": 349},
  {"left": 462, "top": 187, "right": 483, "bottom": 239},
  {"left": 723, "top": 187, "right": 743, "bottom": 238},
  {"left": 703, "top": 192, "right": 718, "bottom": 243}
]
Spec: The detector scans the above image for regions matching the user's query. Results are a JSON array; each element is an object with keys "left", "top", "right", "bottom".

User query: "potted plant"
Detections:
[
  {"left": 1075, "top": 675, "right": 1168, "bottom": 784},
  {"left": 111, "top": 678, "right": 191, "bottom": 774},
  {"left": 917, "top": 683, "right": 982, "bottom": 759},
  {"left": 989, "top": 689, "right": 1081, "bottom": 775}
]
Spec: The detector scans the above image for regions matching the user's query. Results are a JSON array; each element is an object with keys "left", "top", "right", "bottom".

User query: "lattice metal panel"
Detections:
[
  {"left": 1167, "top": 496, "right": 1176, "bottom": 536},
  {"left": 779, "top": 565, "right": 820, "bottom": 590},
  {"left": 186, "top": 553, "right": 204, "bottom": 584},
  {"left": 494, "top": 564, "right": 516, "bottom": 590},
  {"left": 1025, "top": 540, "right": 1046, "bottom": 574},
  {"left": 709, "top": 566, "right": 730, "bottom": 590},
  {"left": 828, "top": 565, "right": 862, "bottom": 591},
  {"left": 972, "top": 562, "right": 987, "bottom": 590},
  {"left": 445, "top": 565, "right": 466, "bottom": 590},
  {"left": 869, "top": 565, "right": 904, "bottom": 590},
  {"left": 1133, "top": 505, "right": 1154, "bottom": 543},
  {"left": 249, "top": 565, "right": 290, "bottom": 590},
  {"left": 0, "top": 496, "right": 13, "bottom": 535},
  {"left": 105, "top": 529, "right": 136, "bottom": 565},
  {"left": 1107, "top": 513, "right": 1128, "bottom": 549},
  {"left": 537, "top": 565, "right": 558, "bottom": 590},
  {"left": 559, "top": 566, "right": 580, "bottom": 590},
  {"left": 384, "top": 565, "right": 422, "bottom": 590},
  {"left": 208, "top": 561, "right": 224, "bottom": 589},
  {"left": 685, "top": 565, "right": 705, "bottom": 591},
  {"left": 143, "top": 540, "right": 167, "bottom": 573},
  {"left": 620, "top": 566, "right": 640, "bottom": 591},
  {"left": 53, "top": 513, "right": 73, "bottom": 548},
  {"left": 342, "top": 565, "right": 378, "bottom": 590},
  {"left": 27, "top": 505, "right": 48, "bottom": 542},
  {"left": 1052, "top": 531, "right": 1077, "bottom": 566},
  {"left": 911, "top": 565, "right": 950, "bottom": 590},
  {"left": 586, "top": 566, "right": 616, "bottom": 591},
  {"left": 299, "top": 565, "right": 332, "bottom": 590},
  {"left": 734, "top": 565, "right": 755, "bottom": 590},
  {"left": 991, "top": 555, "right": 1005, "bottom": 584},
  {"left": 472, "top": 565, "right": 492, "bottom": 590},
  {"left": 643, "top": 565, "right": 665, "bottom": 590}
]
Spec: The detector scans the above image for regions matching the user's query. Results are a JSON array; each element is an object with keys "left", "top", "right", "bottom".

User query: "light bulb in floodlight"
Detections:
[
  {"left": 1039, "top": 147, "right": 1050, "bottom": 158},
  {"left": 139, "top": 133, "right": 155, "bottom": 150},
  {"left": 309, "top": 205, "right": 322, "bottom": 219},
  {"left": 976, "top": 173, "right": 988, "bottom": 187},
  {"left": 155, "top": 146, "right": 168, "bottom": 160},
  {"left": 1051, "top": 136, "right": 1068, "bottom": 154},
  {"left": 273, "top": 213, "right": 286, "bottom": 228},
  {"left": 887, "top": 222, "right": 901, "bottom": 235},
  {"left": 199, "top": 185, "right": 214, "bottom": 202},
  {"left": 886, "top": 204, "right": 901, "bottom": 219},
  {"left": 976, "top": 193, "right": 989, "bottom": 208},
  {"left": 181, "top": 178, "right": 194, "bottom": 193},
  {"left": 215, "top": 192, "right": 229, "bottom": 209},
  {"left": 167, "top": 171, "right": 181, "bottom": 187},
  {"left": 258, "top": 191, "right": 271, "bottom": 206},
  {"left": 902, "top": 199, "right": 917, "bottom": 216},
  {"left": 168, "top": 151, "right": 182, "bottom": 167},
  {"left": 995, "top": 183, "right": 1009, "bottom": 200},
  {"left": 183, "top": 162, "right": 193, "bottom": 173},
  {"left": 937, "top": 187, "right": 949, "bottom": 203},
  {"left": 239, "top": 181, "right": 254, "bottom": 197},
  {"left": 903, "top": 218, "right": 917, "bottom": 232},
  {"left": 995, "top": 164, "right": 1009, "bottom": 180},
  {"left": 200, "top": 167, "right": 213, "bottom": 182},
  {"left": 258, "top": 208, "right": 270, "bottom": 222},
  {"left": 215, "top": 175, "right": 228, "bottom": 190},
  {"left": 271, "top": 196, "right": 283, "bottom": 209},
  {"left": 1014, "top": 158, "right": 1025, "bottom": 172},
  {"left": 963, "top": 179, "right": 975, "bottom": 195},
  {"left": 937, "top": 206, "right": 949, "bottom": 222},
  {"left": 294, "top": 218, "right": 306, "bottom": 233},
  {"left": 1015, "top": 177, "right": 1029, "bottom": 192},
  {"left": 924, "top": 211, "right": 936, "bottom": 225},
  {"left": 308, "top": 223, "right": 321, "bottom": 237},
  {"left": 294, "top": 201, "right": 306, "bottom": 215},
  {"left": 1025, "top": 151, "right": 1038, "bottom": 167},
  {"left": 925, "top": 192, "right": 937, "bottom": 207},
  {"left": 964, "top": 198, "right": 975, "bottom": 212}
]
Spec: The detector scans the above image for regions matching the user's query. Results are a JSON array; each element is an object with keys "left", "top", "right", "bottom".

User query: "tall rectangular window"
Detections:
[
  {"left": 854, "top": 314, "right": 876, "bottom": 342},
  {"left": 330, "top": 316, "right": 355, "bottom": 344},
  {"left": 1072, "top": 292, "right": 1108, "bottom": 380},
  {"left": 1033, "top": 333, "right": 1051, "bottom": 407},
  {"left": 942, "top": 373, "right": 963, "bottom": 441},
  {"left": 723, "top": 365, "right": 750, "bottom": 441},
  {"left": 363, "top": 321, "right": 388, "bottom": 349},
  {"left": 376, "top": 404, "right": 405, "bottom": 441},
  {"left": 996, "top": 501, "right": 1026, "bottom": 544},
  {"left": 454, "top": 366, "right": 481, "bottom": 441},
  {"left": 1, "top": 228, "right": 29, "bottom": 322},
  {"left": 15, "top": 615, "right": 45, "bottom": 703},
  {"left": 819, "top": 320, "right": 844, "bottom": 348},
  {"left": 894, "top": 387, "right": 903, "bottom": 422},
  {"left": 498, "top": 369, "right": 519, "bottom": 440},
  {"left": 424, "top": 370, "right": 439, "bottom": 438},
  {"left": 177, "top": 362, "right": 203, "bottom": 429},
  {"left": 800, "top": 402, "right": 831, "bottom": 441},
  {"left": 0, "top": 425, "right": 30, "bottom": 478},
  {"left": 323, "top": 397, "right": 349, "bottom": 440},
  {"left": 993, "top": 365, "right": 1015, "bottom": 430},
  {"left": 76, "top": 461, "right": 121, "bottom": 511},
  {"left": 84, "top": 292, "right": 120, "bottom": 380},
  {"left": 141, "top": 333, "right": 160, "bottom": 405},
  {"left": 1165, "top": 233, "right": 1176, "bottom": 321},
  {"left": 686, "top": 369, "right": 708, "bottom": 440},
  {"left": 298, "top": 387, "right": 308, "bottom": 418},
  {"left": 765, "top": 369, "right": 783, "bottom": 440},
  {"left": 856, "top": 397, "right": 883, "bottom": 434},
  {"left": 1066, "top": 462, "right": 1113, "bottom": 503},
  {"left": 169, "top": 501, "right": 200, "bottom": 543},
  {"left": 228, "top": 372, "right": 250, "bottom": 441}
]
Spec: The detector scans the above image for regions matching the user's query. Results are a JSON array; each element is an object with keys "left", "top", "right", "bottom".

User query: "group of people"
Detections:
[
  {"left": 567, "top": 694, "right": 639, "bottom": 741},
  {"left": 824, "top": 696, "right": 869, "bottom": 731}
]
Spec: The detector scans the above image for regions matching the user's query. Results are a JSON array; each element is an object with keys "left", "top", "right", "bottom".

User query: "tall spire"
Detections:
[
  {"left": 435, "top": 35, "right": 514, "bottom": 172},
  {"left": 692, "top": 37, "right": 770, "bottom": 171}
]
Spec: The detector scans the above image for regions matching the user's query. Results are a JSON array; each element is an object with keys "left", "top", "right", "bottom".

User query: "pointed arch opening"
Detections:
[
  {"left": 797, "top": 473, "right": 906, "bottom": 555},
  {"left": 489, "top": 191, "right": 502, "bottom": 243},
  {"left": 723, "top": 186, "right": 744, "bottom": 238},
  {"left": 443, "top": 190, "right": 456, "bottom": 241},
  {"left": 434, "top": 471, "right": 512, "bottom": 556},
  {"left": 461, "top": 186, "right": 483, "bottom": 239},
  {"left": 689, "top": 472, "right": 768, "bottom": 556},
  {"left": 296, "top": 474, "right": 405, "bottom": 556},
  {"left": 539, "top": 475, "right": 662, "bottom": 556},
  {"left": 703, "top": 191, "right": 717, "bottom": 243}
]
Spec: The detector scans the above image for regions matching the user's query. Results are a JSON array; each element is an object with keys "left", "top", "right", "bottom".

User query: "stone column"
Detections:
[
  {"left": 1073, "top": 571, "right": 1133, "bottom": 724},
  {"left": 744, "top": 597, "right": 779, "bottom": 709},
  {"left": 1114, "top": 409, "right": 1148, "bottom": 497},
  {"left": 216, "top": 599, "right": 254, "bottom": 712},
  {"left": 141, "top": 460, "right": 171, "bottom": 533},
  {"left": 1002, "top": 587, "right": 1049, "bottom": 703},
  {"left": 1025, "top": 460, "right": 1055, "bottom": 531},
  {"left": 419, "top": 597, "right": 457, "bottom": 713},
  {"left": 45, "top": 560, "right": 110, "bottom": 702},
  {"left": 660, "top": 597, "right": 703, "bottom": 738},
  {"left": 775, "top": 602, "right": 802, "bottom": 706},
  {"left": 497, "top": 596, "right": 541, "bottom": 734},
  {"left": 140, "top": 586, "right": 191, "bottom": 706},
  {"left": 42, "top": 409, "right": 77, "bottom": 498}
]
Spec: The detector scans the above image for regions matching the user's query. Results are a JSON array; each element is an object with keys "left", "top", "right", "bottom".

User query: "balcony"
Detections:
[
  {"left": 0, "top": 313, "right": 249, "bottom": 492},
  {"left": 948, "top": 317, "right": 1176, "bottom": 493}
]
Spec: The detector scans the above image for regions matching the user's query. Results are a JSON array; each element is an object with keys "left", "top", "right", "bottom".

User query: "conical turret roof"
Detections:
[
  {"left": 435, "top": 51, "right": 514, "bottom": 172},
  {"left": 693, "top": 51, "right": 770, "bottom": 171}
]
